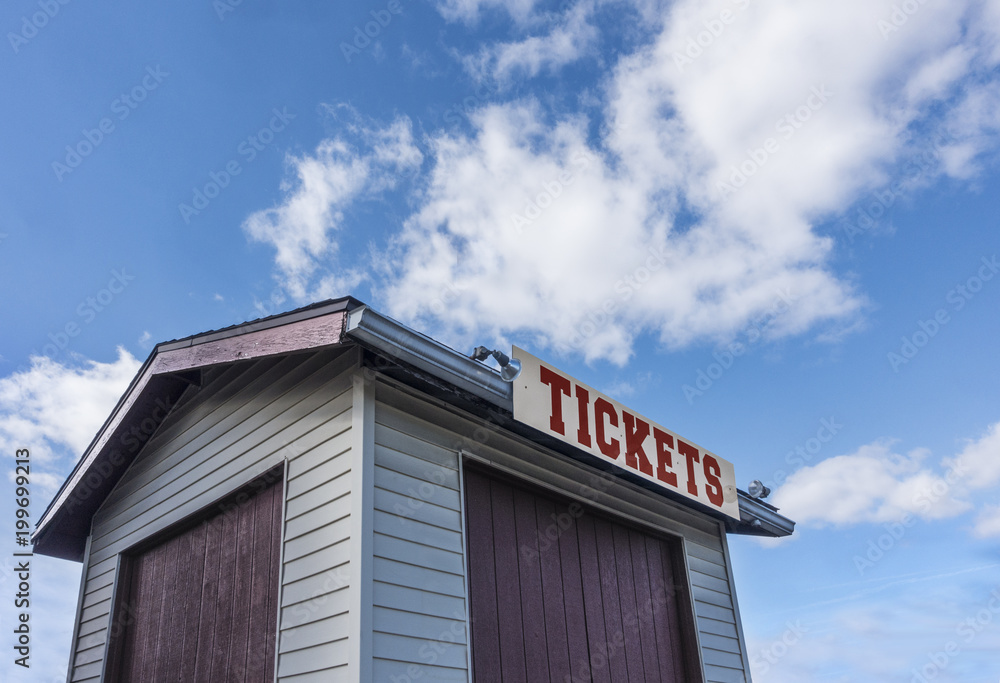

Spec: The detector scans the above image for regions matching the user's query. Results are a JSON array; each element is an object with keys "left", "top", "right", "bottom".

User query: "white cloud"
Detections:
[
  {"left": 377, "top": 0, "right": 1000, "bottom": 360},
  {"left": 434, "top": 0, "right": 541, "bottom": 24},
  {"left": 245, "top": 0, "right": 1000, "bottom": 363},
  {"left": 947, "top": 421, "right": 1000, "bottom": 489},
  {"left": 770, "top": 441, "right": 970, "bottom": 527},
  {"left": 973, "top": 504, "right": 1000, "bottom": 538},
  {"left": 379, "top": 94, "right": 860, "bottom": 363},
  {"left": 243, "top": 114, "right": 422, "bottom": 302},
  {"left": 771, "top": 421, "right": 1000, "bottom": 532},
  {"left": 0, "top": 349, "right": 141, "bottom": 499},
  {"left": 463, "top": 2, "right": 599, "bottom": 82}
]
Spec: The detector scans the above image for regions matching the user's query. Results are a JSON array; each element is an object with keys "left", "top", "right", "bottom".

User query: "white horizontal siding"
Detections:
[
  {"left": 371, "top": 401, "right": 471, "bottom": 682},
  {"left": 68, "top": 348, "right": 360, "bottom": 683}
]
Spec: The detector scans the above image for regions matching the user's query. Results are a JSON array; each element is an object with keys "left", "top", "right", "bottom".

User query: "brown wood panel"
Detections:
[
  {"left": 178, "top": 523, "right": 207, "bottom": 681},
  {"left": 109, "top": 472, "right": 282, "bottom": 682},
  {"left": 557, "top": 506, "right": 592, "bottom": 683},
  {"left": 490, "top": 478, "right": 528, "bottom": 683},
  {"left": 513, "top": 487, "right": 550, "bottom": 683},
  {"left": 629, "top": 529, "right": 663, "bottom": 683},
  {"left": 647, "top": 536, "right": 683, "bottom": 682},
  {"left": 465, "top": 466, "right": 694, "bottom": 683},
  {"left": 535, "top": 497, "right": 571, "bottom": 683},
  {"left": 247, "top": 484, "right": 277, "bottom": 678},
  {"left": 226, "top": 496, "right": 256, "bottom": 682},
  {"left": 210, "top": 503, "right": 239, "bottom": 680},
  {"left": 465, "top": 469, "right": 502, "bottom": 683},
  {"left": 263, "top": 482, "right": 283, "bottom": 673},
  {"left": 576, "top": 515, "right": 612, "bottom": 683},
  {"left": 594, "top": 517, "right": 629, "bottom": 683},
  {"left": 613, "top": 524, "right": 646, "bottom": 682},
  {"left": 194, "top": 515, "right": 223, "bottom": 683}
]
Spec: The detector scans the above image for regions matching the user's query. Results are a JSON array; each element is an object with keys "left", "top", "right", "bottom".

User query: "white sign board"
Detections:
[{"left": 512, "top": 346, "right": 740, "bottom": 520}]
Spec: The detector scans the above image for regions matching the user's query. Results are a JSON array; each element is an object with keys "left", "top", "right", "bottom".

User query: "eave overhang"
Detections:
[
  {"left": 32, "top": 297, "right": 360, "bottom": 560},
  {"left": 35, "top": 296, "right": 793, "bottom": 562}
]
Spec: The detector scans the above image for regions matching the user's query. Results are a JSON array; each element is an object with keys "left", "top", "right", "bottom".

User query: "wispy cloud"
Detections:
[
  {"left": 771, "top": 421, "right": 1000, "bottom": 533},
  {"left": 242, "top": 110, "right": 422, "bottom": 302},
  {"left": 462, "top": 1, "right": 599, "bottom": 83}
]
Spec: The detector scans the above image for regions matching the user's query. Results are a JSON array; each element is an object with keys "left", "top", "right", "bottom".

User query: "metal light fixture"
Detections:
[
  {"left": 471, "top": 346, "right": 522, "bottom": 382},
  {"left": 747, "top": 479, "right": 771, "bottom": 500}
]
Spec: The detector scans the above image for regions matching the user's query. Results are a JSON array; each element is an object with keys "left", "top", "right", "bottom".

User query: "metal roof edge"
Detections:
[
  {"left": 344, "top": 306, "right": 513, "bottom": 410},
  {"left": 732, "top": 491, "right": 796, "bottom": 537}
]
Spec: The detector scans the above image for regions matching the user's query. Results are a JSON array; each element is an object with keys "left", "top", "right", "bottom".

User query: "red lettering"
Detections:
[
  {"left": 539, "top": 366, "right": 571, "bottom": 435},
  {"left": 622, "top": 411, "right": 652, "bottom": 475},
  {"left": 678, "top": 439, "right": 700, "bottom": 496},
  {"left": 653, "top": 428, "right": 678, "bottom": 487},
  {"left": 575, "top": 385, "right": 592, "bottom": 448},
  {"left": 703, "top": 455, "right": 724, "bottom": 507},
  {"left": 593, "top": 398, "right": 620, "bottom": 459}
]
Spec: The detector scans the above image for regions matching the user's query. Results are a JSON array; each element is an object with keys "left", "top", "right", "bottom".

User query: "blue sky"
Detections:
[{"left": 2, "top": 0, "right": 999, "bottom": 680}]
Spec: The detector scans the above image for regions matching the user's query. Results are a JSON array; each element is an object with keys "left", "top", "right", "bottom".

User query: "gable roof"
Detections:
[{"left": 34, "top": 296, "right": 792, "bottom": 560}]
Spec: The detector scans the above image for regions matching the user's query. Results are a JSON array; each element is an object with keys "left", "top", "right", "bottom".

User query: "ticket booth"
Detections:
[{"left": 34, "top": 296, "right": 793, "bottom": 682}]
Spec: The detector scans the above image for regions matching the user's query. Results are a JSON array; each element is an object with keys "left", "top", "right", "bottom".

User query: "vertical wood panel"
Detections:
[
  {"left": 177, "top": 524, "right": 207, "bottom": 679},
  {"left": 111, "top": 475, "right": 282, "bottom": 682},
  {"left": 194, "top": 516, "right": 223, "bottom": 683},
  {"left": 210, "top": 504, "right": 239, "bottom": 681},
  {"left": 613, "top": 524, "right": 645, "bottom": 682},
  {"left": 227, "top": 496, "right": 256, "bottom": 682},
  {"left": 246, "top": 485, "right": 275, "bottom": 678},
  {"left": 576, "top": 514, "right": 613, "bottom": 683},
  {"left": 139, "top": 541, "right": 167, "bottom": 681},
  {"left": 534, "top": 497, "right": 571, "bottom": 683},
  {"left": 629, "top": 529, "right": 662, "bottom": 683},
  {"left": 512, "top": 487, "right": 549, "bottom": 683},
  {"left": 264, "top": 482, "right": 283, "bottom": 678},
  {"left": 466, "top": 468, "right": 691, "bottom": 683},
  {"left": 557, "top": 507, "right": 591, "bottom": 683},
  {"left": 647, "top": 537, "right": 683, "bottom": 683},
  {"left": 465, "top": 469, "right": 501, "bottom": 683},
  {"left": 489, "top": 479, "right": 528, "bottom": 683}
]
